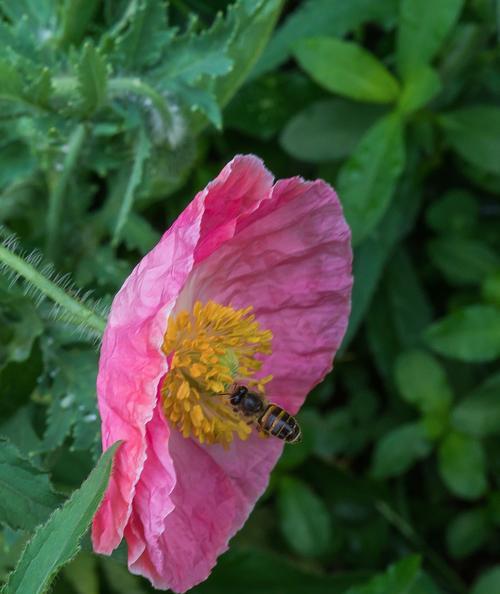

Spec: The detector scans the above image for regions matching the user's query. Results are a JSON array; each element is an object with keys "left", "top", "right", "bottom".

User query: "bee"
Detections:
[{"left": 226, "top": 384, "right": 301, "bottom": 444}]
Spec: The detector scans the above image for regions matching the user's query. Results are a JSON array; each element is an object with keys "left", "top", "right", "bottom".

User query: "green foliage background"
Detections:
[{"left": 0, "top": 0, "right": 499, "bottom": 593}]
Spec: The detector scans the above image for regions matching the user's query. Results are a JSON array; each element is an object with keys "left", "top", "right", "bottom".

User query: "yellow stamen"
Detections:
[{"left": 161, "top": 300, "right": 273, "bottom": 447}]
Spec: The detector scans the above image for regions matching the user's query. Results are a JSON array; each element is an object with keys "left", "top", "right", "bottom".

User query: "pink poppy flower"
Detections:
[{"left": 92, "top": 155, "right": 352, "bottom": 592}]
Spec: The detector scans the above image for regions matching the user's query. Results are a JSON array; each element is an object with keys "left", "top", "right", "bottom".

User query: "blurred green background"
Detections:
[{"left": 1, "top": 0, "right": 500, "bottom": 593}]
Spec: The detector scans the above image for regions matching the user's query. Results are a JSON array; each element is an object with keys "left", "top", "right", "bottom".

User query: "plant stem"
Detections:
[
  {"left": 0, "top": 243, "right": 107, "bottom": 336},
  {"left": 46, "top": 124, "right": 86, "bottom": 260},
  {"left": 376, "top": 500, "right": 468, "bottom": 594}
]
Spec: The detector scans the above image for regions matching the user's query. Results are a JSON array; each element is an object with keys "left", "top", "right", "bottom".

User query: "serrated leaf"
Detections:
[
  {"left": 438, "top": 432, "right": 487, "bottom": 499},
  {"left": 294, "top": 37, "right": 400, "bottom": 103},
  {"left": 396, "top": 0, "right": 465, "bottom": 76},
  {"left": 439, "top": 106, "right": 500, "bottom": 175},
  {"left": 42, "top": 349, "right": 100, "bottom": 452},
  {"left": 345, "top": 555, "right": 421, "bottom": 594},
  {"left": 112, "top": 0, "right": 173, "bottom": 69},
  {"left": 77, "top": 42, "right": 108, "bottom": 113},
  {"left": 277, "top": 477, "right": 331, "bottom": 557},
  {"left": 426, "top": 305, "right": 500, "bottom": 362},
  {"left": 1, "top": 442, "right": 119, "bottom": 594},
  {"left": 0, "top": 61, "right": 23, "bottom": 101},
  {"left": 280, "top": 99, "right": 384, "bottom": 162},
  {"left": 395, "top": 350, "right": 453, "bottom": 416},
  {"left": 371, "top": 422, "right": 432, "bottom": 479},
  {"left": 337, "top": 112, "right": 406, "bottom": 245},
  {"left": 59, "top": 0, "right": 99, "bottom": 47},
  {"left": 0, "top": 439, "right": 62, "bottom": 531}
]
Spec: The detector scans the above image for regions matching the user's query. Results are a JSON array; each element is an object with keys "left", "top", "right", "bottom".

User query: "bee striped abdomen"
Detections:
[{"left": 258, "top": 405, "right": 301, "bottom": 443}]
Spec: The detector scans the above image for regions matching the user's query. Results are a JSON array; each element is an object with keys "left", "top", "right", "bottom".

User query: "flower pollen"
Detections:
[{"left": 161, "top": 300, "right": 273, "bottom": 447}]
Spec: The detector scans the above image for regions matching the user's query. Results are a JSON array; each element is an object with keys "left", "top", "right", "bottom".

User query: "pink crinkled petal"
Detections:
[
  {"left": 92, "top": 155, "right": 274, "bottom": 554},
  {"left": 135, "top": 176, "right": 352, "bottom": 591}
]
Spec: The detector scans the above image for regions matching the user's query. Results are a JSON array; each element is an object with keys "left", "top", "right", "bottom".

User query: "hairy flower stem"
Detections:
[
  {"left": 46, "top": 124, "right": 86, "bottom": 261},
  {"left": 0, "top": 243, "right": 107, "bottom": 336}
]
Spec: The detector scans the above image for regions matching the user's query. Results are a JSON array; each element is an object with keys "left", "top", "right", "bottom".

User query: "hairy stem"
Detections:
[
  {"left": 46, "top": 124, "right": 86, "bottom": 260},
  {"left": 0, "top": 243, "right": 107, "bottom": 336}
]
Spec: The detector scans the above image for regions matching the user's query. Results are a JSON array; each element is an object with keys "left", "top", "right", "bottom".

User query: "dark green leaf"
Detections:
[
  {"left": 446, "top": 508, "right": 489, "bottom": 559},
  {"left": 277, "top": 477, "right": 331, "bottom": 557},
  {"left": 398, "top": 66, "right": 441, "bottom": 113},
  {"left": 280, "top": 99, "right": 383, "bottom": 162},
  {"left": 371, "top": 422, "right": 432, "bottom": 478},
  {"left": 426, "top": 305, "right": 500, "bottom": 362},
  {"left": 0, "top": 439, "right": 62, "bottom": 531},
  {"left": 63, "top": 552, "right": 99, "bottom": 594},
  {"left": 395, "top": 350, "right": 453, "bottom": 416},
  {"left": 472, "top": 566, "right": 500, "bottom": 594},
  {"left": 1, "top": 442, "right": 119, "bottom": 594},
  {"left": 452, "top": 372, "right": 500, "bottom": 437},
  {"left": 396, "top": 0, "right": 465, "bottom": 76},
  {"left": 438, "top": 432, "right": 487, "bottom": 499},
  {"left": 345, "top": 555, "right": 421, "bottom": 594},
  {"left": 294, "top": 37, "right": 400, "bottom": 103},
  {"left": 0, "top": 291, "right": 42, "bottom": 368},
  {"left": 337, "top": 112, "right": 406, "bottom": 245},
  {"left": 439, "top": 106, "right": 500, "bottom": 175},
  {"left": 425, "top": 189, "right": 478, "bottom": 235}
]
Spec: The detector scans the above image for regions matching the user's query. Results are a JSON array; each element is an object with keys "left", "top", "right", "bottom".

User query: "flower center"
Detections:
[{"left": 161, "top": 300, "right": 273, "bottom": 447}]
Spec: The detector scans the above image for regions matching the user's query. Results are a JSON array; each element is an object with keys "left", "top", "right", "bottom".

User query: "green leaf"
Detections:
[
  {"left": 111, "top": 0, "right": 173, "bottom": 69},
  {"left": 2, "top": 442, "right": 119, "bottom": 594},
  {"left": 425, "top": 305, "right": 500, "bottom": 362},
  {"left": 277, "top": 477, "right": 331, "bottom": 557},
  {"left": 439, "top": 106, "right": 500, "bottom": 175},
  {"left": 280, "top": 99, "right": 383, "bottom": 162},
  {"left": 371, "top": 422, "right": 432, "bottom": 479},
  {"left": 0, "top": 60, "right": 24, "bottom": 102},
  {"left": 438, "top": 432, "right": 487, "bottom": 499},
  {"left": 294, "top": 37, "right": 400, "bottom": 103},
  {"left": 428, "top": 237, "right": 500, "bottom": 285},
  {"left": 398, "top": 66, "right": 441, "bottom": 114},
  {"left": 337, "top": 112, "right": 406, "bottom": 245},
  {"left": 396, "top": 0, "right": 465, "bottom": 76},
  {"left": 452, "top": 372, "right": 500, "bottom": 437},
  {"left": 446, "top": 508, "right": 489, "bottom": 559},
  {"left": 77, "top": 41, "right": 109, "bottom": 112},
  {"left": 42, "top": 348, "right": 100, "bottom": 452},
  {"left": 483, "top": 272, "right": 500, "bottom": 308},
  {"left": 253, "top": 0, "right": 398, "bottom": 78},
  {"left": 472, "top": 566, "right": 500, "bottom": 594},
  {"left": 425, "top": 189, "right": 478, "bottom": 235},
  {"left": 0, "top": 439, "right": 62, "bottom": 531},
  {"left": 59, "top": 0, "right": 99, "bottom": 47},
  {"left": 395, "top": 350, "right": 453, "bottom": 417},
  {"left": 345, "top": 555, "right": 421, "bottom": 594},
  {"left": 63, "top": 552, "right": 99, "bottom": 594}
]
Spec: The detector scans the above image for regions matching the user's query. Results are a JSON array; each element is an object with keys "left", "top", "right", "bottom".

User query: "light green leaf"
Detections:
[
  {"left": 346, "top": 555, "right": 421, "bottom": 594},
  {"left": 2, "top": 442, "right": 119, "bottom": 594},
  {"left": 277, "top": 477, "right": 331, "bottom": 557},
  {"left": 396, "top": 0, "right": 465, "bottom": 76},
  {"left": 0, "top": 61, "right": 23, "bottom": 102},
  {"left": 425, "top": 305, "right": 500, "bottom": 362},
  {"left": 280, "top": 99, "right": 383, "bottom": 162},
  {"left": 452, "top": 372, "right": 500, "bottom": 437},
  {"left": 253, "top": 0, "right": 398, "bottom": 78},
  {"left": 371, "top": 422, "right": 432, "bottom": 479},
  {"left": 438, "top": 432, "right": 487, "bottom": 499},
  {"left": 0, "top": 439, "right": 62, "bottom": 531},
  {"left": 446, "top": 508, "right": 489, "bottom": 559},
  {"left": 398, "top": 66, "right": 441, "bottom": 114},
  {"left": 472, "top": 566, "right": 500, "bottom": 594},
  {"left": 439, "top": 106, "right": 500, "bottom": 175},
  {"left": 77, "top": 41, "right": 108, "bottom": 112},
  {"left": 395, "top": 350, "right": 453, "bottom": 416},
  {"left": 294, "top": 37, "right": 400, "bottom": 103},
  {"left": 337, "top": 112, "right": 406, "bottom": 245},
  {"left": 428, "top": 237, "right": 500, "bottom": 285}
]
